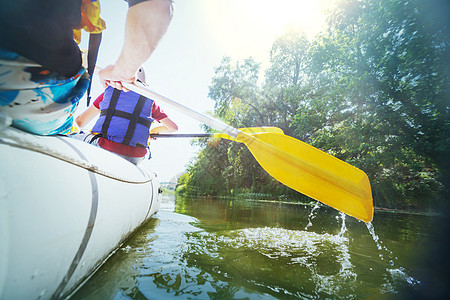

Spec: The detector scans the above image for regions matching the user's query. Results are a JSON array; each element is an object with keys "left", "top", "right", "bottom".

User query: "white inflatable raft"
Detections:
[{"left": 0, "top": 125, "right": 162, "bottom": 299}]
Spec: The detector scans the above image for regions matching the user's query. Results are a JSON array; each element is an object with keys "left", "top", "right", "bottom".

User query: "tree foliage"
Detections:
[{"left": 177, "top": 0, "right": 449, "bottom": 211}]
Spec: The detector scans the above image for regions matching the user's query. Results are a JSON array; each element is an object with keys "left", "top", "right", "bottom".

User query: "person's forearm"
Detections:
[
  {"left": 115, "top": 0, "right": 173, "bottom": 79},
  {"left": 149, "top": 125, "right": 176, "bottom": 134},
  {"left": 75, "top": 105, "right": 99, "bottom": 128},
  {"left": 150, "top": 117, "right": 178, "bottom": 134}
]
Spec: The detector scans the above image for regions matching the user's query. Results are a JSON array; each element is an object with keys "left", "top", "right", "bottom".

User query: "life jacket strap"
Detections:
[
  {"left": 123, "top": 95, "right": 147, "bottom": 145},
  {"left": 86, "top": 33, "right": 102, "bottom": 106},
  {"left": 99, "top": 106, "right": 152, "bottom": 127},
  {"left": 101, "top": 88, "right": 121, "bottom": 136}
]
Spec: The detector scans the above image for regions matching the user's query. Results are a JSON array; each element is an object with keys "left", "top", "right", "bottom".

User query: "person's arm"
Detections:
[
  {"left": 75, "top": 93, "right": 103, "bottom": 128},
  {"left": 99, "top": 0, "right": 173, "bottom": 90},
  {"left": 75, "top": 105, "right": 100, "bottom": 128},
  {"left": 149, "top": 117, "right": 178, "bottom": 135}
]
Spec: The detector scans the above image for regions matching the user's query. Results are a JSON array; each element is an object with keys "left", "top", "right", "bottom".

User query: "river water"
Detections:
[{"left": 71, "top": 194, "right": 445, "bottom": 299}]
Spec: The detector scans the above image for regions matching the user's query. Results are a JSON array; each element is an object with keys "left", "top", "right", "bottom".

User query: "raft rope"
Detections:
[{"left": 0, "top": 120, "right": 154, "bottom": 184}]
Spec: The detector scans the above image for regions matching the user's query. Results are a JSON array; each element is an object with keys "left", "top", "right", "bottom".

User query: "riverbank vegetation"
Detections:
[{"left": 176, "top": 0, "right": 449, "bottom": 212}]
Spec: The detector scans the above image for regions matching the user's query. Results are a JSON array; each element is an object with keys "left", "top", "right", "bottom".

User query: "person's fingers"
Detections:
[
  {"left": 107, "top": 81, "right": 115, "bottom": 89},
  {"left": 98, "top": 64, "right": 134, "bottom": 91},
  {"left": 107, "top": 81, "right": 121, "bottom": 90},
  {"left": 122, "top": 83, "right": 130, "bottom": 92}
]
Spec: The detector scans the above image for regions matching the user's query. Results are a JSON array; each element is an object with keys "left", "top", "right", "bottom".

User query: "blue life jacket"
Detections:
[{"left": 91, "top": 86, "right": 154, "bottom": 148}]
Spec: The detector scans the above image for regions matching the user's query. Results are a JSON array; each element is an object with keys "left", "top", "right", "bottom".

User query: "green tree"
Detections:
[
  {"left": 295, "top": 0, "right": 448, "bottom": 209},
  {"left": 178, "top": 0, "right": 448, "bottom": 211}
]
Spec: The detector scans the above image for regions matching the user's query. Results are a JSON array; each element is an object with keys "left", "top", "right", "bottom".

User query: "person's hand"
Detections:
[
  {"left": 149, "top": 127, "right": 163, "bottom": 140},
  {"left": 98, "top": 64, "right": 135, "bottom": 91}
]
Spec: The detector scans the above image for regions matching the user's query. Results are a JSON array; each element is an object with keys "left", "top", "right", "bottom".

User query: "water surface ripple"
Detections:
[{"left": 72, "top": 195, "right": 439, "bottom": 299}]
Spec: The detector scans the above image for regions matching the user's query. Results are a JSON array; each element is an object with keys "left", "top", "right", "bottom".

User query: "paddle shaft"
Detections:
[
  {"left": 122, "top": 82, "right": 240, "bottom": 138},
  {"left": 150, "top": 133, "right": 213, "bottom": 138}
]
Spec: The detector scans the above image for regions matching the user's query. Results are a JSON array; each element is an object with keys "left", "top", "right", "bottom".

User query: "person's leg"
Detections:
[
  {"left": 0, "top": 48, "right": 89, "bottom": 135},
  {"left": 0, "top": 1, "right": 88, "bottom": 135},
  {"left": 70, "top": 132, "right": 146, "bottom": 165},
  {"left": 69, "top": 132, "right": 100, "bottom": 146}
]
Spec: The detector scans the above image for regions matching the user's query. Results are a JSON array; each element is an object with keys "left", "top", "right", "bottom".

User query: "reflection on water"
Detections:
[{"left": 72, "top": 195, "right": 438, "bottom": 299}]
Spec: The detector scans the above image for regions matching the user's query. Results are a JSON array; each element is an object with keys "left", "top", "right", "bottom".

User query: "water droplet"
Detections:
[{"left": 305, "top": 202, "right": 320, "bottom": 230}]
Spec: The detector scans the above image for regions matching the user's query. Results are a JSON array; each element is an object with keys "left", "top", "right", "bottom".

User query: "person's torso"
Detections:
[{"left": 92, "top": 86, "right": 154, "bottom": 150}]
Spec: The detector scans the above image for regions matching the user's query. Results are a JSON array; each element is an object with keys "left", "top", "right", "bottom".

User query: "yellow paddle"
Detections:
[
  {"left": 124, "top": 81, "right": 374, "bottom": 222},
  {"left": 150, "top": 127, "right": 284, "bottom": 139}
]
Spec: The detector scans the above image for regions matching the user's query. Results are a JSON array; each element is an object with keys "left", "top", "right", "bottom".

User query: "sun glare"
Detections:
[
  {"left": 203, "top": 0, "right": 328, "bottom": 65},
  {"left": 243, "top": 0, "right": 327, "bottom": 39}
]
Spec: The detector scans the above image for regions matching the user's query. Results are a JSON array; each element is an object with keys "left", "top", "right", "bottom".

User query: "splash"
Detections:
[
  {"left": 365, "top": 222, "right": 395, "bottom": 264},
  {"left": 337, "top": 212, "right": 347, "bottom": 236},
  {"left": 185, "top": 225, "right": 357, "bottom": 297},
  {"left": 365, "top": 222, "right": 421, "bottom": 292},
  {"left": 305, "top": 201, "right": 321, "bottom": 230}
]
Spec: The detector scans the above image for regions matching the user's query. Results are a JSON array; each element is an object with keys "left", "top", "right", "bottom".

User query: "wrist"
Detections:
[{"left": 113, "top": 59, "right": 137, "bottom": 82}]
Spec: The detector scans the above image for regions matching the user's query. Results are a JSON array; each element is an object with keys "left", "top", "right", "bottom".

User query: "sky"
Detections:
[{"left": 77, "top": 0, "right": 328, "bottom": 182}]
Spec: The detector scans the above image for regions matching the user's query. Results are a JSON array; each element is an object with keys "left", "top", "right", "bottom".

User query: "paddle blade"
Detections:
[
  {"left": 214, "top": 127, "right": 284, "bottom": 141},
  {"left": 236, "top": 132, "right": 373, "bottom": 222},
  {"left": 239, "top": 127, "right": 284, "bottom": 134}
]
